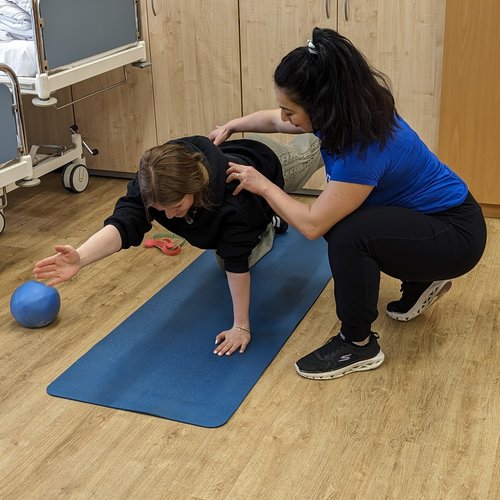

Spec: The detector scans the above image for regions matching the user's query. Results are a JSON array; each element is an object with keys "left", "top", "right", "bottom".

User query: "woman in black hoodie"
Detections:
[{"left": 33, "top": 134, "right": 323, "bottom": 356}]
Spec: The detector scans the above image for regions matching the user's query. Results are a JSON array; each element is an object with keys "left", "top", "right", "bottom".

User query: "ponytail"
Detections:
[{"left": 274, "top": 27, "right": 397, "bottom": 154}]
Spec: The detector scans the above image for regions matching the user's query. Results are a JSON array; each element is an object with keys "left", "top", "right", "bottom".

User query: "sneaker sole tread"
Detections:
[{"left": 386, "top": 280, "right": 452, "bottom": 322}]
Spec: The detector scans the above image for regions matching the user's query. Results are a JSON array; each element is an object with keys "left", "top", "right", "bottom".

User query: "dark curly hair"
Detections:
[{"left": 274, "top": 27, "right": 397, "bottom": 155}]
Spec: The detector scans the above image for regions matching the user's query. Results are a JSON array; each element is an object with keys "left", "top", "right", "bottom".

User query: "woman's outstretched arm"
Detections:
[
  {"left": 33, "top": 225, "right": 122, "bottom": 286},
  {"left": 209, "top": 109, "right": 305, "bottom": 145}
]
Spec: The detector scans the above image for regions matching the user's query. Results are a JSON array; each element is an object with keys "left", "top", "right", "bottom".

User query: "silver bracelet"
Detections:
[{"left": 235, "top": 325, "right": 251, "bottom": 334}]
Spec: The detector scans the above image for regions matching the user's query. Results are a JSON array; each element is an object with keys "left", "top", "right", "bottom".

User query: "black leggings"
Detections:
[{"left": 324, "top": 192, "right": 487, "bottom": 342}]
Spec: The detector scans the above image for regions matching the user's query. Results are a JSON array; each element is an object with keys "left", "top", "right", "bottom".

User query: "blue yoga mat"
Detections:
[{"left": 47, "top": 228, "right": 331, "bottom": 427}]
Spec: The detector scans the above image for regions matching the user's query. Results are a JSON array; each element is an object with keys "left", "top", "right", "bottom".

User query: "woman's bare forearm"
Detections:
[
  {"left": 225, "top": 270, "right": 251, "bottom": 330},
  {"left": 76, "top": 225, "right": 123, "bottom": 268},
  {"left": 224, "top": 109, "right": 305, "bottom": 135}
]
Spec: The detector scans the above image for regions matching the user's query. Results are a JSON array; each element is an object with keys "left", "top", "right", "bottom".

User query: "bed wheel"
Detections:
[
  {"left": 0, "top": 211, "right": 5, "bottom": 235},
  {"left": 62, "top": 163, "right": 89, "bottom": 193}
]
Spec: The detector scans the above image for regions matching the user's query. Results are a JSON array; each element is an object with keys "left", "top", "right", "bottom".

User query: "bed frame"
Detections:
[
  {"left": 0, "top": 63, "right": 90, "bottom": 235},
  {"left": 1, "top": 64, "right": 32, "bottom": 233},
  {"left": 0, "top": 0, "right": 147, "bottom": 106},
  {"left": 0, "top": 1, "right": 148, "bottom": 233}
]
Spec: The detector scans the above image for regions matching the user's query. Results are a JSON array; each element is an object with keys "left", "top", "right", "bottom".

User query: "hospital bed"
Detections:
[
  {"left": 0, "top": 0, "right": 147, "bottom": 106},
  {"left": 0, "top": 1, "right": 147, "bottom": 234},
  {"left": 0, "top": 63, "right": 93, "bottom": 234}
]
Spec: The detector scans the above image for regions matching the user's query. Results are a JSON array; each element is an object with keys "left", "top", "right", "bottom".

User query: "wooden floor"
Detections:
[{"left": 1, "top": 173, "right": 499, "bottom": 500}]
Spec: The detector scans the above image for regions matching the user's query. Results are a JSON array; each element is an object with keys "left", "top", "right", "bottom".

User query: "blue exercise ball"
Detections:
[{"left": 10, "top": 280, "right": 61, "bottom": 328}]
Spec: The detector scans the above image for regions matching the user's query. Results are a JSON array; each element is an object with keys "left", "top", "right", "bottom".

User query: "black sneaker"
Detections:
[
  {"left": 295, "top": 332, "right": 384, "bottom": 380},
  {"left": 272, "top": 215, "right": 288, "bottom": 234},
  {"left": 386, "top": 279, "right": 452, "bottom": 322}
]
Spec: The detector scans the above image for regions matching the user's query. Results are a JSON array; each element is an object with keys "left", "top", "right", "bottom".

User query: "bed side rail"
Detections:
[
  {"left": 0, "top": 64, "right": 28, "bottom": 163},
  {"left": 35, "top": 0, "right": 142, "bottom": 73},
  {"left": 0, "top": 64, "right": 33, "bottom": 222}
]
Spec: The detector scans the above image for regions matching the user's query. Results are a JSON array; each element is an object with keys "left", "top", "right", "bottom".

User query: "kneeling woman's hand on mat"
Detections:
[
  {"left": 33, "top": 245, "right": 82, "bottom": 286},
  {"left": 214, "top": 327, "right": 251, "bottom": 356}
]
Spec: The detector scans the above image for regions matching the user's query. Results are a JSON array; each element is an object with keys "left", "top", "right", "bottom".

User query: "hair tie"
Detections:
[{"left": 307, "top": 39, "right": 318, "bottom": 55}]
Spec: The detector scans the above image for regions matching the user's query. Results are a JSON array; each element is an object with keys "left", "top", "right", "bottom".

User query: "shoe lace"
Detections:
[
  {"left": 398, "top": 281, "right": 427, "bottom": 308},
  {"left": 315, "top": 334, "right": 344, "bottom": 359},
  {"left": 400, "top": 281, "right": 412, "bottom": 294}
]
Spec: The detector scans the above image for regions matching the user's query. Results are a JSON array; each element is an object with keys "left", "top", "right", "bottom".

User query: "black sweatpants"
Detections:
[{"left": 323, "top": 192, "right": 487, "bottom": 342}]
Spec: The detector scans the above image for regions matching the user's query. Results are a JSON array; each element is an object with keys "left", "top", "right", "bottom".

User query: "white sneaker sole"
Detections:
[
  {"left": 294, "top": 350, "right": 385, "bottom": 380},
  {"left": 386, "top": 279, "right": 452, "bottom": 322}
]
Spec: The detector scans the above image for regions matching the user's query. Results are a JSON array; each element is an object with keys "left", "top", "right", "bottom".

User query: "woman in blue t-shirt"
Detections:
[{"left": 210, "top": 27, "right": 487, "bottom": 380}]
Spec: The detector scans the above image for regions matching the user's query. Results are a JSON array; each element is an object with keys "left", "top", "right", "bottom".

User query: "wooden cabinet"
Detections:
[
  {"left": 239, "top": 1, "right": 337, "bottom": 190},
  {"left": 239, "top": 0, "right": 445, "bottom": 190},
  {"left": 239, "top": 0, "right": 446, "bottom": 150},
  {"left": 72, "top": 65, "right": 157, "bottom": 174},
  {"left": 62, "top": 0, "right": 445, "bottom": 181},
  {"left": 438, "top": 0, "right": 500, "bottom": 217},
  {"left": 146, "top": 0, "right": 241, "bottom": 145},
  {"left": 22, "top": 88, "right": 74, "bottom": 150},
  {"left": 239, "top": 1, "right": 337, "bottom": 115},
  {"left": 339, "top": 0, "right": 445, "bottom": 152}
]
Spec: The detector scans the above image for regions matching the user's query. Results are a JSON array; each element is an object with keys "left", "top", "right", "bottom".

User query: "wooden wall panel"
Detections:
[{"left": 438, "top": 0, "right": 500, "bottom": 210}]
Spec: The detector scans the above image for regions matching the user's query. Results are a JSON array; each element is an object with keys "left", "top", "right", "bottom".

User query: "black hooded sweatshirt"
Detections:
[{"left": 104, "top": 136, "right": 284, "bottom": 273}]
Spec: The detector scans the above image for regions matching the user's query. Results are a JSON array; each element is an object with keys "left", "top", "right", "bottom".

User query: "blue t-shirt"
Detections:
[{"left": 318, "top": 116, "right": 468, "bottom": 214}]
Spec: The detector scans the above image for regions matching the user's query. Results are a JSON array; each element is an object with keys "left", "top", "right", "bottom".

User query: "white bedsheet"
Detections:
[
  {"left": 11, "top": 0, "right": 32, "bottom": 14},
  {"left": 0, "top": 39, "right": 36, "bottom": 76},
  {"left": 0, "top": 0, "right": 32, "bottom": 39}
]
